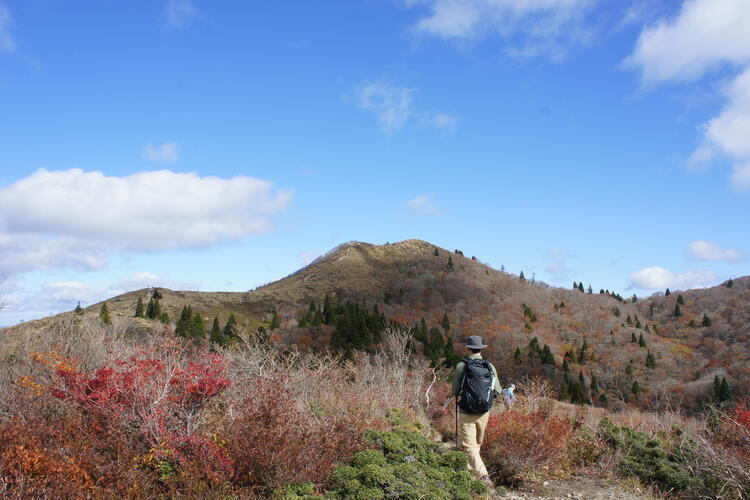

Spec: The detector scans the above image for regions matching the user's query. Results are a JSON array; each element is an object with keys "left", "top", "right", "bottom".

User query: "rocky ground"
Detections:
[{"left": 490, "top": 476, "right": 657, "bottom": 500}]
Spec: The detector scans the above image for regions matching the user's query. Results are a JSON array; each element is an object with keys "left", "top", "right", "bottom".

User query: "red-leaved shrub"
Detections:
[
  {"left": 482, "top": 411, "right": 572, "bottom": 484},
  {"left": 226, "top": 378, "right": 369, "bottom": 496}
]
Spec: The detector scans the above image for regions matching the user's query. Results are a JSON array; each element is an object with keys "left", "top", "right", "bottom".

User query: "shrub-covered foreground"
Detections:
[
  {"left": 1, "top": 317, "right": 749, "bottom": 499},
  {"left": 0, "top": 318, "right": 432, "bottom": 498}
]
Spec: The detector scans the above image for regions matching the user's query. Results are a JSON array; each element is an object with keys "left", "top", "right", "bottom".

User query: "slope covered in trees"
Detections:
[{"left": 6, "top": 239, "right": 749, "bottom": 413}]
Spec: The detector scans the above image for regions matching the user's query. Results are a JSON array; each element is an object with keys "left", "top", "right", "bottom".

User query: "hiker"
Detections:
[
  {"left": 502, "top": 383, "right": 517, "bottom": 409},
  {"left": 452, "top": 335, "right": 499, "bottom": 484}
]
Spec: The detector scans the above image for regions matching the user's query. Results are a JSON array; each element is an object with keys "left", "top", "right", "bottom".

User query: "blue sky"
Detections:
[{"left": 1, "top": 0, "right": 749, "bottom": 325}]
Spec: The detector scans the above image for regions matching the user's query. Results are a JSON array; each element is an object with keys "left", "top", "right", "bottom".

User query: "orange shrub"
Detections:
[{"left": 482, "top": 411, "right": 572, "bottom": 484}]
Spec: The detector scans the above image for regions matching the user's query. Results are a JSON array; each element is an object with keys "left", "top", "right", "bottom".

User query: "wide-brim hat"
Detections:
[{"left": 465, "top": 335, "right": 487, "bottom": 349}]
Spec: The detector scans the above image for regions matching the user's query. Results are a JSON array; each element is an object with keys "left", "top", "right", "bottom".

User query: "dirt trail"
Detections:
[{"left": 490, "top": 476, "right": 657, "bottom": 500}]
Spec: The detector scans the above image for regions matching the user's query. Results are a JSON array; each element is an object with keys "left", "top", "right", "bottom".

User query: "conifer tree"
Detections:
[
  {"left": 626, "top": 363, "right": 634, "bottom": 376},
  {"left": 74, "top": 301, "right": 83, "bottom": 315},
  {"left": 674, "top": 303, "right": 682, "bottom": 317},
  {"left": 579, "top": 340, "right": 589, "bottom": 363},
  {"left": 727, "top": 279, "right": 733, "bottom": 288},
  {"left": 638, "top": 334, "right": 647, "bottom": 348},
  {"left": 635, "top": 318, "right": 642, "bottom": 329},
  {"left": 631, "top": 380, "right": 640, "bottom": 396},
  {"left": 134, "top": 297, "right": 144, "bottom": 318},
  {"left": 702, "top": 314, "right": 712, "bottom": 327},
  {"left": 190, "top": 313, "right": 206, "bottom": 339},
  {"left": 677, "top": 294, "right": 685, "bottom": 305},
  {"left": 514, "top": 347, "right": 522, "bottom": 360},
  {"left": 175, "top": 306, "right": 192, "bottom": 337},
  {"left": 631, "top": 332, "right": 638, "bottom": 343},
  {"left": 541, "top": 344, "right": 555, "bottom": 365},
  {"left": 270, "top": 310, "right": 280, "bottom": 330},
  {"left": 562, "top": 358, "right": 570, "bottom": 372},
  {"left": 688, "top": 319, "right": 696, "bottom": 328},
  {"left": 151, "top": 288, "right": 162, "bottom": 300},
  {"left": 578, "top": 282, "right": 585, "bottom": 292},
  {"left": 160, "top": 312, "right": 170, "bottom": 324},
  {"left": 720, "top": 377, "right": 731, "bottom": 402},
  {"left": 590, "top": 373, "right": 599, "bottom": 393},
  {"left": 519, "top": 270, "right": 525, "bottom": 281},
  {"left": 665, "top": 288, "right": 671, "bottom": 296},
  {"left": 626, "top": 315, "right": 633, "bottom": 326},
  {"left": 434, "top": 248, "right": 439, "bottom": 256},
  {"left": 631, "top": 294, "right": 638, "bottom": 303},
  {"left": 99, "top": 302, "right": 112, "bottom": 325},
  {"left": 645, "top": 350, "right": 656, "bottom": 369},
  {"left": 573, "top": 281, "right": 578, "bottom": 290},
  {"left": 323, "top": 295, "right": 333, "bottom": 324},
  {"left": 210, "top": 317, "right": 224, "bottom": 345},
  {"left": 587, "top": 284, "right": 593, "bottom": 294},
  {"left": 441, "top": 313, "right": 451, "bottom": 331},
  {"left": 145, "top": 298, "right": 156, "bottom": 319},
  {"left": 579, "top": 371, "right": 587, "bottom": 392}
]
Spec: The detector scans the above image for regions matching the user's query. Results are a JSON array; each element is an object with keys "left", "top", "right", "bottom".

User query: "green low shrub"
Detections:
[
  {"left": 598, "top": 418, "right": 713, "bottom": 495},
  {"left": 327, "top": 426, "right": 487, "bottom": 499}
]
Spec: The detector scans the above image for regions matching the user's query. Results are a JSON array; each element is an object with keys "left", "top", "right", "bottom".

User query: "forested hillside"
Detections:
[{"left": 9, "top": 239, "right": 748, "bottom": 413}]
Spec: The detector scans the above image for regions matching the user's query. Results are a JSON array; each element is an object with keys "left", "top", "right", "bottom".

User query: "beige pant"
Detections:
[{"left": 458, "top": 410, "right": 490, "bottom": 477}]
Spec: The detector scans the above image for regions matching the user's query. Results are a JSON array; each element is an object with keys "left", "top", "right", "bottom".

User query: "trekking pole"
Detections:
[{"left": 455, "top": 396, "right": 459, "bottom": 451}]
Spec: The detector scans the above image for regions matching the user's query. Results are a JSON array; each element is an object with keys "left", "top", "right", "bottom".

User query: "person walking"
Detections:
[
  {"left": 452, "top": 335, "right": 499, "bottom": 484},
  {"left": 502, "top": 383, "right": 517, "bottom": 409}
]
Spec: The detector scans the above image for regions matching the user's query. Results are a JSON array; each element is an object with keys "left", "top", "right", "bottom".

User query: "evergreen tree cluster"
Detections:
[
  {"left": 560, "top": 371, "right": 591, "bottom": 405},
  {"left": 645, "top": 350, "right": 657, "bottom": 369},
  {"left": 307, "top": 298, "right": 388, "bottom": 352},
  {"left": 175, "top": 306, "right": 240, "bottom": 345},
  {"left": 527, "top": 337, "right": 555, "bottom": 365}
]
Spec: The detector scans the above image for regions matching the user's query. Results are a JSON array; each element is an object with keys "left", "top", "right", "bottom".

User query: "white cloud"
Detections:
[
  {"left": 626, "top": 0, "right": 750, "bottom": 191},
  {"left": 626, "top": 0, "right": 750, "bottom": 85},
  {"left": 404, "top": 194, "right": 443, "bottom": 216},
  {"left": 686, "top": 240, "right": 745, "bottom": 262},
  {"left": 354, "top": 80, "right": 457, "bottom": 133},
  {"left": 0, "top": 169, "right": 292, "bottom": 274},
  {"left": 0, "top": 3, "right": 16, "bottom": 53},
  {"left": 422, "top": 112, "right": 458, "bottom": 131},
  {"left": 356, "top": 81, "right": 415, "bottom": 133},
  {"left": 629, "top": 266, "right": 718, "bottom": 290},
  {"left": 404, "top": 0, "right": 599, "bottom": 60},
  {"left": 164, "top": 0, "right": 198, "bottom": 28},
  {"left": 144, "top": 142, "right": 180, "bottom": 163}
]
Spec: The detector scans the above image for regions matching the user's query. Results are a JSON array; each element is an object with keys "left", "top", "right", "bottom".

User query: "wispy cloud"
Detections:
[
  {"left": 404, "top": 194, "right": 443, "bottom": 216},
  {"left": 164, "top": 0, "right": 199, "bottom": 29},
  {"left": 0, "top": 169, "right": 292, "bottom": 275},
  {"left": 354, "top": 79, "right": 457, "bottom": 133},
  {"left": 625, "top": 0, "right": 750, "bottom": 191},
  {"left": 629, "top": 266, "right": 718, "bottom": 290},
  {"left": 356, "top": 80, "right": 415, "bottom": 133},
  {"left": 544, "top": 247, "right": 574, "bottom": 281},
  {"left": 686, "top": 240, "right": 745, "bottom": 262},
  {"left": 2, "top": 271, "right": 199, "bottom": 322},
  {"left": 144, "top": 142, "right": 180, "bottom": 163},
  {"left": 403, "top": 0, "right": 600, "bottom": 61},
  {"left": 0, "top": 3, "right": 17, "bottom": 53},
  {"left": 421, "top": 112, "right": 458, "bottom": 131}
]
